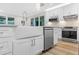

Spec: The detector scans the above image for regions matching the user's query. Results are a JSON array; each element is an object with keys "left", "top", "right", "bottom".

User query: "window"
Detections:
[
  {"left": 8, "top": 17, "right": 15, "bottom": 24},
  {"left": 40, "top": 16, "right": 44, "bottom": 26},
  {"left": 0, "top": 16, "right": 6, "bottom": 24},
  {"left": 35, "top": 17, "right": 39, "bottom": 26},
  {"left": 31, "top": 18, "right": 34, "bottom": 26},
  {"left": 31, "top": 16, "right": 44, "bottom": 26}
]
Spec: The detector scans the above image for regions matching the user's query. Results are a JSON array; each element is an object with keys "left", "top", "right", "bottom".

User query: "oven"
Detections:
[
  {"left": 62, "top": 31, "right": 77, "bottom": 39},
  {"left": 62, "top": 27, "right": 77, "bottom": 40}
]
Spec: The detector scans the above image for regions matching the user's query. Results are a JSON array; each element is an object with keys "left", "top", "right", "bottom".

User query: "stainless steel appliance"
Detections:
[
  {"left": 62, "top": 27, "right": 77, "bottom": 42},
  {"left": 43, "top": 27, "right": 53, "bottom": 50},
  {"left": 63, "top": 14, "right": 78, "bottom": 21},
  {"left": 49, "top": 16, "right": 58, "bottom": 22}
]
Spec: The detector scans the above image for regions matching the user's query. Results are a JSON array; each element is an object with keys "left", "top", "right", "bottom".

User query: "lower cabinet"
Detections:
[
  {"left": 13, "top": 36, "right": 43, "bottom": 55},
  {"left": 53, "top": 28, "right": 62, "bottom": 45},
  {"left": 0, "top": 38, "right": 13, "bottom": 55},
  {"left": 13, "top": 39, "right": 32, "bottom": 55},
  {"left": 31, "top": 36, "right": 43, "bottom": 54}
]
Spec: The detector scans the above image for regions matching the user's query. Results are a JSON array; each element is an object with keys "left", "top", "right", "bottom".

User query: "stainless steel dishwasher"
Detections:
[{"left": 43, "top": 27, "right": 54, "bottom": 50}]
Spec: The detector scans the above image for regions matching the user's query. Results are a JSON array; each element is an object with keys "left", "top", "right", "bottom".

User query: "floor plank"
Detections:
[{"left": 42, "top": 40, "right": 79, "bottom": 55}]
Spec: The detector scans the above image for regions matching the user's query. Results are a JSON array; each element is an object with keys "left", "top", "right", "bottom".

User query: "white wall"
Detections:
[
  {"left": 15, "top": 16, "right": 22, "bottom": 26},
  {"left": 15, "top": 16, "right": 31, "bottom": 26}
]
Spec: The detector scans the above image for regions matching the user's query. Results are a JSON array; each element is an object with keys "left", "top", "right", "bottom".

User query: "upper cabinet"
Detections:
[
  {"left": 45, "top": 4, "right": 79, "bottom": 23},
  {"left": 63, "top": 4, "right": 78, "bottom": 16},
  {"left": 45, "top": 7, "right": 64, "bottom": 23}
]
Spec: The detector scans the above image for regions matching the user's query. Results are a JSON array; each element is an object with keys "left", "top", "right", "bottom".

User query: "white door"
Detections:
[
  {"left": 13, "top": 39, "right": 32, "bottom": 55},
  {"left": 32, "top": 36, "right": 43, "bottom": 54}
]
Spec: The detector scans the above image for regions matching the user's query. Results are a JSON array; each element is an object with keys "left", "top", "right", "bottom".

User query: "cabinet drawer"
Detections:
[
  {"left": 0, "top": 28, "right": 13, "bottom": 37},
  {"left": 0, "top": 31, "right": 13, "bottom": 37},
  {"left": 0, "top": 37, "right": 13, "bottom": 41}
]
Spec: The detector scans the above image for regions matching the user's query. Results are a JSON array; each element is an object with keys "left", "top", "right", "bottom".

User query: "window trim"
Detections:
[{"left": 31, "top": 15, "right": 44, "bottom": 26}]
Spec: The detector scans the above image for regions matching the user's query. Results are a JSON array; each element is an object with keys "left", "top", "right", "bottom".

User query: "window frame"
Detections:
[
  {"left": 31, "top": 15, "right": 45, "bottom": 26},
  {"left": 7, "top": 17, "right": 15, "bottom": 24},
  {"left": 0, "top": 16, "right": 6, "bottom": 24}
]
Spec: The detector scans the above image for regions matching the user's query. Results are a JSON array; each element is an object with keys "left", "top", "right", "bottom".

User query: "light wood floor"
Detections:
[{"left": 42, "top": 40, "right": 79, "bottom": 55}]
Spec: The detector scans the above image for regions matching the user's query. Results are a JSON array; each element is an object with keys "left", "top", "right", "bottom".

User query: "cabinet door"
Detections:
[
  {"left": 63, "top": 4, "right": 78, "bottom": 16},
  {"left": 54, "top": 28, "right": 62, "bottom": 44},
  {"left": 32, "top": 36, "right": 43, "bottom": 54},
  {"left": 13, "top": 39, "right": 31, "bottom": 55},
  {"left": 57, "top": 28, "right": 62, "bottom": 39},
  {"left": 0, "top": 38, "right": 12, "bottom": 55}
]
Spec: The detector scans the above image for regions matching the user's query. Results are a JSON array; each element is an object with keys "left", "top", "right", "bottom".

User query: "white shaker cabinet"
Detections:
[
  {"left": 13, "top": 39, "right": 32, "bottom": 55},
  {"left": 0, "top": 27, "right": 15, "bottom": 55},
  {"left": 53, "top": 28, "right": 62, "bottom": 45},
  {"left": 31, "top": 36, "right": 43, "bottom": 54},
  {"left": 63, "top": 4, "right": 78, "bottom": 16},
  {"left": 13, "top": 36, "right": 43, "bottom": 55},
  {"left": 0, "top": 39, "right": 12, "bottom": 55}
]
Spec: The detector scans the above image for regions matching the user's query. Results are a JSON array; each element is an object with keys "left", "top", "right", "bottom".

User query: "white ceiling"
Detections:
[
  {"left": 0, "top": 3, "right": 62, "bottom": 17},
  {"left": 40, "top": 3, "right": 62, "bottom": 9}
]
